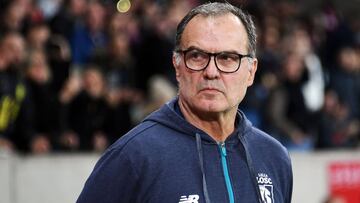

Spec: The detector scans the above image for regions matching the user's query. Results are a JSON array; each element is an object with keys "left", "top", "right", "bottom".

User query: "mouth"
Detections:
[{"left": 199, "top": 87, "right": 222, "bottom": 93}]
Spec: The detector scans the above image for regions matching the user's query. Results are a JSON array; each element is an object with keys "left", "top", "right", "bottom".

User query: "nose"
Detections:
[{"left": 203, "top": 56, "right": 220, "bottom": 79}]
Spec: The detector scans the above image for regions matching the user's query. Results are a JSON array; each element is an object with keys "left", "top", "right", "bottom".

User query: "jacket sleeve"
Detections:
[{"left": 76, "top": 147, "right": 139, "bottom": 203}]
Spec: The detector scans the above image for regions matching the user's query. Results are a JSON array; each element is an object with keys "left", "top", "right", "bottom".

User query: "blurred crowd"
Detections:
[{"left": 0, "top": 0, "right": 359, "bottom": 154}]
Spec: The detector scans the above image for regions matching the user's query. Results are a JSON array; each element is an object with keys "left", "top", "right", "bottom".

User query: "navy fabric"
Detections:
[{"left": 77, "top": 97, "right": 293, "bottom": 203}]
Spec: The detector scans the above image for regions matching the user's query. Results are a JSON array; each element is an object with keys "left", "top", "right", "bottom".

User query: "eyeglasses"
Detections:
[{"left": 177, "top": 48, "right": 252, "bottom": 73}]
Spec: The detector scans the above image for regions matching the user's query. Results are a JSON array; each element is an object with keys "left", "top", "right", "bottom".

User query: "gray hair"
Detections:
[{"left": 174, "top": 2, "right": 257, "bottom": 57}]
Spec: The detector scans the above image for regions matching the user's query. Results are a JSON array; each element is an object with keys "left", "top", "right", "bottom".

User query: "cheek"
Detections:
[
  {"left": 178, "top": 72, "right": 203, "bottom": 101},
  {"left": 225, "top": 73, "right": 249, "bottom": 101},
  {"left": 179, "top": 74, "right": 195, "bottom": 93}
]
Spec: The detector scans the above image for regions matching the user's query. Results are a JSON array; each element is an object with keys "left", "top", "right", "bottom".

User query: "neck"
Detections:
[{"left": 178, "top": 98, "right": 237, "bottom": 142}]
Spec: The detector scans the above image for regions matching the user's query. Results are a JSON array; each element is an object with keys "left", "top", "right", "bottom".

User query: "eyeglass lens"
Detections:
[{"left": 184, "top": 49, "right": 241, "bottom": 73}]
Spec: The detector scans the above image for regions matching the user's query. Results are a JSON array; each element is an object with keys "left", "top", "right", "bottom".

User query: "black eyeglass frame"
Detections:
[{"left": 176, "top": 48, "right": 253, "bottom": 73}]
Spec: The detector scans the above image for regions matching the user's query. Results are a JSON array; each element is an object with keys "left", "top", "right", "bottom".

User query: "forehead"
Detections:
[{"left": 181, "top": 13, "right": 248, "bottom": 52}]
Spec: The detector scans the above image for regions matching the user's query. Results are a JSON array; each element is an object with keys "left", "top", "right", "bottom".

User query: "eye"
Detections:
[
  {"left": 217, "top": 53, "right": 239, "bottom": 62},
  {"left": 186, "top": 50, "right": 208, "bottom": 62}
]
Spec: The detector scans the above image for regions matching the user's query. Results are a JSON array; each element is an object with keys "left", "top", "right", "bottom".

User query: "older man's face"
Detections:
[{"left": 173, "top": 13, "right": 257, "bottom": 114}]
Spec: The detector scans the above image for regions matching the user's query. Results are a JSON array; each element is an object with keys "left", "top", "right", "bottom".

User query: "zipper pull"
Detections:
[{"left": 219, "top": 142, "right": 227, "bottom": 156}]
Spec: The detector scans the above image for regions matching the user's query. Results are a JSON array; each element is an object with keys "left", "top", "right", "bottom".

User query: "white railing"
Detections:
[{"left": 1, "top": 150, "right": 360, "bottom": 203}]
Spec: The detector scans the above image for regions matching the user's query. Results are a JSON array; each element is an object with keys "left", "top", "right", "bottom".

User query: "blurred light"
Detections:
[{"left": 117, "top": 0, "right": 131, "bottom": 13}]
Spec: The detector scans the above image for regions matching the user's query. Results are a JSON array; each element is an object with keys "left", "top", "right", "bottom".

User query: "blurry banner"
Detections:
[{"left": 328, "top": 161, "right": 360, "bottom": 202}]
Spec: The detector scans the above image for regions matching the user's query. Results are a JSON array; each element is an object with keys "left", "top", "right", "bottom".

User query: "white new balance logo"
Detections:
[{"left": 179, "top": 194, "right": 199, "bottom": 203}]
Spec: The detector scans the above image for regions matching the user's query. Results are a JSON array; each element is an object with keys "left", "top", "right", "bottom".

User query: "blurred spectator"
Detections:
[
  {"left": 133, "top": 1, "right": 191, "bottom": 92},
  {"left": 328, "top": 46, "right": 360, "bottom": 120},
  {"left": 25, "top": 49, "right": 57, "bottom": 154},
  {"left": 58, "top": 66, "right": 109, "bottom": 152},
  {"left": 93, "top": 33, "right": 137, "bottom": 92},
  {"left": 92, "top": 32, "right": 141, "bottom": 143},
  {"left": 49, "top": 0, "right": 87, "bottom": 40},
  {"left": 0, "top": 0, "right": 31, "bottom": 34},
  {"left": 70, "top": 0, "right": 107, "bottom": 67},
  {"left": 285, "top": 24, "right": 325, "bottom": 112},
  {"left": 316, "top": 88, "right": 360, "bottom": 149},
  {"left": 46, "top": 35, "right": 72, "bottom": 94},
  {"left": 240, "top": 13, "right": 282, "bottom": 128},
  {"left": 257, "top": 13, "right": 282, "bottom": 76},
  {"left": 26, "top": 23, "right": 50, "bottom": 51},
  {"left": 0, "top": 32, "right": 33, "bottom": 152},
  {"left": 265, "top": 52, "right": 315, "bottom": 151},
  {"left": 57, "top": 68, "right": 82, "bottom": 151},
  {"left": 319, "top": 3, "right": 356, "bottom": 69},
  {"left": 107, "top": 11, "right": 140, "bottom": 43},
  {"left": 132, "top": 75, "right": 177, "bottom": 123}
]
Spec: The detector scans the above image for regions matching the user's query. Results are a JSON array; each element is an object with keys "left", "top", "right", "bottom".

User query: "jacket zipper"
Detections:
[{"left": 219, "top": 142, "right": 235, "bottom": 203}]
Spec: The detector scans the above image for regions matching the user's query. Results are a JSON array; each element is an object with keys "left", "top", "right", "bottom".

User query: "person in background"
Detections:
[
  {"left": 25, "top": 49, "right": 56, "bottom": 154},
  {"left": 25, "top": 23, "right": 50, "bottom": 51},
  {"left": 49, "top": 0, "right": 87, "bottom": 41},
  {"left": 317, "top": 88, "right": 360, "bottom": 148},
  {"left": 0, "top": 0, "right": 30, "bottom": 34},
  {"left": 286, "top": 24, "right": 325, "bottom": 113},
  {"left": 58, "top": 66, "right": 109, "bottom": 152},
  {"left": 265, "top": 52, "right": 316, "bottom": 151},
  {"left": 70, "top": 0, "right": 107, "bottom": 67},
  {"left": 46, "top": 35, "right": 72, "bottom": 94},
  {"left": 92, "top": 33, "right": 141, "bottom": 143},
  {"left": 77, "top": 2, "right": 292, "bottom": 203},
  {"left": 0, "top": 32, "right": 33, "bottom": 152},
  {"left": 328, "top": 46, "right": 360, "bottom": 120}
]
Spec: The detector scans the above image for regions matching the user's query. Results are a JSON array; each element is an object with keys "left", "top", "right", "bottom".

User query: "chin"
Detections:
[{"left": 194, "top": 99, "right": 228, "bottom": 113}]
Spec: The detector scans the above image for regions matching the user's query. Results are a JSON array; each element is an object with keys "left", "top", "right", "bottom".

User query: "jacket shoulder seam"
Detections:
[{"left": 109, "top": 121, "right": 158, "bottom": 152}]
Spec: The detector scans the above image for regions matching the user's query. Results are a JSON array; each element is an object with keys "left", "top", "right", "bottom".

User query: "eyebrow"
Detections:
[{"left": 183, "top": 46, "right": 243, "bottom": 55}]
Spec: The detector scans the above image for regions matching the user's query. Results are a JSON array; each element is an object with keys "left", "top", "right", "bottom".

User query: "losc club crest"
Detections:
[{"left": 257, "top": 173, "right": 274, "bottom": 203}]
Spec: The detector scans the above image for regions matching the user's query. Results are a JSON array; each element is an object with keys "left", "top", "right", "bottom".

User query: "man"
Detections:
[
  {"left": 77, "top": 2, "right": 293, "bottom": 203},
  {"left": 0, "top": 32, "right": 33, "bottom": 152}
]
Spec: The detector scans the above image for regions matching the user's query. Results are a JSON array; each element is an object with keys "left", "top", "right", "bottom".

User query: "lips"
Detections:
[
  {"left": 199, "top": 87, "right": 222, "bottom": 93},
  {"left": 201, "top": 87, "right": 219, "bottom": 91}
]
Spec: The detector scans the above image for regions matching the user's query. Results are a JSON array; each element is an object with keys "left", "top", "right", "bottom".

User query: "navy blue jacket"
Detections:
[{"left": 77, "top": 98, "right": 293, "bottom": 203}]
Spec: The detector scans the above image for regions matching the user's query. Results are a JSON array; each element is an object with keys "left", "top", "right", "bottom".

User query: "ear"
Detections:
[
  {"left": 172, "top": 52, "right": 181, "bottom": 79},
  {"left": 247, "top": 58, "right": 258, "bottom": 87}
]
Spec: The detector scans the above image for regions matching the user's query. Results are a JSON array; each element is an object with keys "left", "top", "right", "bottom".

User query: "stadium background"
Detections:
[{"left": 0, "top": 0, "right": 359, "bottom": 202}]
